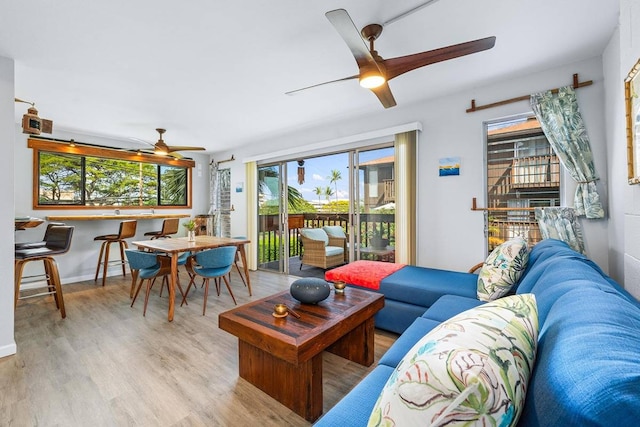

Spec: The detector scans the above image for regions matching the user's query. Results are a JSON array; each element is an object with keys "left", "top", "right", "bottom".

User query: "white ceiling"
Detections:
[{"left": 0, "top": 0, "right": 619, "bottom": 153}]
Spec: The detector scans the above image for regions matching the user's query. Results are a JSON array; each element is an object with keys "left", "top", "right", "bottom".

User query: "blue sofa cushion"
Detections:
[
  {"left": 313, "top": 365, "right": 394, "bottom": 426},
  {"left": 379, "top": 266, "right": 478, "bottom": 307},
  {"left": 520, "top": 287, "right": 640, "bottom": 426},
  {"left": 421, "top": 294, "right": 484, "bottom": 322},
  {"left": 373, "top": 299, "right": 428, "bottom": 335},
  {"left": 378, "top": 317, "right": 441, "bottom": 368}
]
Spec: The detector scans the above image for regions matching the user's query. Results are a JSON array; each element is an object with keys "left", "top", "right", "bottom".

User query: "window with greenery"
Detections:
[{"left": 30, "top": 138, "right": 193, "bottom": 209}]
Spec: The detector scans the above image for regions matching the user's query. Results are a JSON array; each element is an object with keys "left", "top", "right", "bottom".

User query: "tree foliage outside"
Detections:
[
  {"left": 38, "top": 151, "right": 188, "bottom": 206},
  {"left": 258, "top": 166, "right": 311, "bottom": 214},
  {"left": 328, "top": 169, "right": 342, "bottom": 202}
]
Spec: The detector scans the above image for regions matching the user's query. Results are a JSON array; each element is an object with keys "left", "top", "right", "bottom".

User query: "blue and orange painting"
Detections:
[{"left": 439, "top": 157, "right": 460, "bottom": 176}]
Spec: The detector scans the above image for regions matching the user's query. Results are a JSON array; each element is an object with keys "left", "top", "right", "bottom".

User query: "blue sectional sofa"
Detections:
[{"left": 315, "top": 239, "right": 640, "bottom": 426}]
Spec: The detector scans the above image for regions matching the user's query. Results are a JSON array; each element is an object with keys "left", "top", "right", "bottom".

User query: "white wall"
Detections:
[
  {"left": 618, "top": 0, "right": 640, "bottom": 298},
  {"left": 0, "top": 56, "right": 16, "bottom": 358},
  {"left": 215, "top": 56, "right": 610, "bottom": 274},
  {"left": 13, "top": 129, "right": 210, "bottom": 284}
]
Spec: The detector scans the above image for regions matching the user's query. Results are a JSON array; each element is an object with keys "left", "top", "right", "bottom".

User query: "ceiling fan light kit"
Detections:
[{"left": 359, "top": 65, "right": 385, "bottom": 88}]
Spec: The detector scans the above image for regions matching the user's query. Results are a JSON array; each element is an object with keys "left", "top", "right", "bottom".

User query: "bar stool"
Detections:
[
  {"left": 15, "top": 222, "right": 65, "bottom": 250},
  {"left": 94, "top": 220, "right": 137, "bottom": 286},
  {"left": 14, "top": 225, "right": 74, "bottom": 318},
  {"left": 143, "top": 218, "right": 179, "bottom": 239}
]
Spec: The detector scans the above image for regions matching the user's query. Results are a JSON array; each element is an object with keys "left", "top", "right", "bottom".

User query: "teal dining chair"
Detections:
[
  {"left": 182, "top": 246, "right": 237, "bottom": 315},
  {"left": 126, "top": 249, "right": 173, "bottom": 316}
]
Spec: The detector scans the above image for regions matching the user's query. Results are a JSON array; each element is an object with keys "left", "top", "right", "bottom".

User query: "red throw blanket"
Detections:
[{"left": 325, "top": 260, "right": 406, "bottom": 290}]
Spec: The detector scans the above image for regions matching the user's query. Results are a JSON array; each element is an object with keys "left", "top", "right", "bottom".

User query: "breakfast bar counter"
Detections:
[{"left": 45, "top": 213, "right": 190, "bottom": 221}]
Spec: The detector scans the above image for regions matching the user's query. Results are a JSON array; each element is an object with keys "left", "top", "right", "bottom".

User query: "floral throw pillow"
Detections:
[
  {"left": 368, "top": 294, "right": 539, "bottom": 427},
  {"left": 477, "top": 237, "right": 529, "bottom": 301}
]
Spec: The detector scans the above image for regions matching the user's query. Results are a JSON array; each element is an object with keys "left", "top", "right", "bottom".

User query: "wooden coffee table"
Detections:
[{"left": 218, "top": 287, "right": 384, "bottom": 422}]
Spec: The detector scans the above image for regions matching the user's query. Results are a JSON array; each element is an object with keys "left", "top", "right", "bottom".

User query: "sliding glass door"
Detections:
[
  {"left": 352, "top": 146, "right": 396, "bottom": 262},
  {"left": 257, "top": 164, "right": 287, "bottom": 273},
  {"left": 257, "top": 144, "right": 395, "bottom": 275}
]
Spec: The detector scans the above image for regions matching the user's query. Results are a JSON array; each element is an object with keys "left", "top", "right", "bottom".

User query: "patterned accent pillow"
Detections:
[
  {"left": 368, "top": 294, "right": 538, "bottom": 427},
  {"left": 477, "top": 237, "right": 529, "bottom": 301}
]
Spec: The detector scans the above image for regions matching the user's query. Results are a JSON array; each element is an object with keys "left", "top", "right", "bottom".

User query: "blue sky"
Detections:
[{"left": 285, "top": 147, "right": 393, "bottom": 202}]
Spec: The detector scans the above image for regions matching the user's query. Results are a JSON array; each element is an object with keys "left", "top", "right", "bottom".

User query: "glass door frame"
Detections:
[{"left": 257, "top": 162, "right": 291, "bottom": 274}]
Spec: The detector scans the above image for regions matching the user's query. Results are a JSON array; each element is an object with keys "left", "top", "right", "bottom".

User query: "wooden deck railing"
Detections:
[{"left": 257, "top": 213, "right": 395, "bottom": 264}]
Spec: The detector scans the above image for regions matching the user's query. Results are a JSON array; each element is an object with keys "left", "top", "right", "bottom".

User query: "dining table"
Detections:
[{"left": 132, "top": 235, "right": 251, "bottom": 321}]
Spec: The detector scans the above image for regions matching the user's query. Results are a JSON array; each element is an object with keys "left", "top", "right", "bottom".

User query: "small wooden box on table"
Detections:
[{"left": 218, "top": 287, "right": 384, "bottom": 422}]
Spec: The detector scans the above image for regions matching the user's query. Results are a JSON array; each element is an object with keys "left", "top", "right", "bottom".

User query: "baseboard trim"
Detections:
[{"left": 0, "top": 342, "right": 17, "bottom": 359}]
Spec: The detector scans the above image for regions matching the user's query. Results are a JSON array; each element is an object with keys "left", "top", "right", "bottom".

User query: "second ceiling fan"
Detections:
[
  {"left": 288, "top": 9, "right": 496, "bottom": 108},
  {"left": 148, "top": 128, "right": 206, "bottom": 158}
]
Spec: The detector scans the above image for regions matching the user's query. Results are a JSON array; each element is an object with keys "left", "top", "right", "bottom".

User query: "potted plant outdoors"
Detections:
[
  {"left": 368, "top": 225, "right": 389, "bottom": 250},
  {"left": 183, "top": 219, "right": 197, "bottom": 241}
]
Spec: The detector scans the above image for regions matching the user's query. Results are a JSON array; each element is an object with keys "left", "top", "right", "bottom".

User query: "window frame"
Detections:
[
  {"left": 483, "top": 114, "right": 562, "bottom": 253},
  {"left": 28, "top": 137, "right": 194, "bottom": 210}
]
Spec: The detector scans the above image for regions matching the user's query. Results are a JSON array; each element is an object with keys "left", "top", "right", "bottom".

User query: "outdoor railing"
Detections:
[{"left": 258, "top": 212, "right": 395, "bottom": 265}]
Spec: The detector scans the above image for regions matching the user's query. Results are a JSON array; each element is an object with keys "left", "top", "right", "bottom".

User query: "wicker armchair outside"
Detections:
[
  {"left": 322, "top": 225, "right": 349, "bottom": 263},
  {"left": 299, "top": 228, "right": 346, "bottom": 270}
]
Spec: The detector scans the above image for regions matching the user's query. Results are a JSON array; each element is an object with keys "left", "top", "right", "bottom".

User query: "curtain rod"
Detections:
[
  {"left": 210, "top": 155, "right": 235, "bottom": 166},
  {"left": 466, "top": 73, "right": 593, "bottom": 113}
]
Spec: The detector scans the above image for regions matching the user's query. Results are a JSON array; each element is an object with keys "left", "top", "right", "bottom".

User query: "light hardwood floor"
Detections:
[{"left": 2, "top": 268, "right": 397, "bottom": 426}]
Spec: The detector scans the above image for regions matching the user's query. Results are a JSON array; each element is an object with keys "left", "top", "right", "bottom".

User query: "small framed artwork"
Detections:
[
  {"left": 625, "top": 58, "right": 640, "bottom": 184},
  {"left": 439, "top": 157, "right": 460, "bottom": 176},
  {"left": 235, "top": 182, "right": 244, "bottom": 193}
]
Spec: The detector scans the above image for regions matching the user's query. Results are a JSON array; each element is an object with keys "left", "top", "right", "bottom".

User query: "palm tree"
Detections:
[
  {"left": 314, "top": 186, "right": 323, "bottom": 205},
  {"left": 258, "top": 166, "right": 305, "bottom": 210},
  {"left": 328, "top": 169, "right": 342, "bottom": 202},
  {"left": 324, "top": 186, "right": 334, "bottom": 203}
]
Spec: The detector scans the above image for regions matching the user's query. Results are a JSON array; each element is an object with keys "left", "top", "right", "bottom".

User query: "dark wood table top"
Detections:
[
  {"left": 15, "top": 217, "right": 44, "bottom": 230},
  {"left": 219, "top": 287, "right": 384, "bottom": 365}
]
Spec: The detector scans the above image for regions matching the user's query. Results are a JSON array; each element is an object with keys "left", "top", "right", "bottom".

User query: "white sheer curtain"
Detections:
[{"left": 394, "top": 130, "right": 418, "bottom": 265}]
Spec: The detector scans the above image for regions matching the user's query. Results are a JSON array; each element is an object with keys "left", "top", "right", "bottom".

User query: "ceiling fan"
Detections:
[
  {"left": 139, "top": 128, "right": 206, "bottom": 158},
  {"left": 287, "top": 8, "right": 496, "bottom": 108}
]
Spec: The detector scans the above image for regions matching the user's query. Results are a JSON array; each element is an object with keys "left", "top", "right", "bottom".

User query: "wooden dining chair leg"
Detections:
[
  {"left": 214, "top": 277, "right": 221, "bottom": 296},
  {"left": 234, "top": 261, "right": 247, "bottom": 287},
  {"left": 221, "top": 275, "right": 237, "bottom": 305},
  {"left": 129, "top": 270, "right": 140, "bottom": 298},
  {"left": 131, "top": 278, "right": 145, "bottom": 307},
  {"left": 202, "top": 278, "right": 211, "bottom": 315},
  {"left": 143, "top": 279, "right": 154, "bottom": 317}
]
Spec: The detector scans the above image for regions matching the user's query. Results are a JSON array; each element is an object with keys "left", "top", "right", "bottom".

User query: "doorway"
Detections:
[{"left": 257, "top": 144, "right": 395, "bottom": 275}]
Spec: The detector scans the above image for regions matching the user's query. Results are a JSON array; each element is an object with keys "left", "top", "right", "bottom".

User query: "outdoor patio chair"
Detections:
[{"left": 299, "top": 228, "right": 345, "bottom": 270}]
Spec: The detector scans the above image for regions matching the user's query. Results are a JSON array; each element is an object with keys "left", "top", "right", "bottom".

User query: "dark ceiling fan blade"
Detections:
[
  {"left": 383, "top": 36, "right": 496, "bottom": 80},
  {"left": 370, "top": 82, "right": 397, "bottom": 109},
  {"left": 166, "top": 146, "right": 206, "bottom": 152},
  {"left": 285, "top": 74, "right": 358, "bottom": 95},
  {"left": 325, "top": 9, "right": 379, "bottom": 69}
]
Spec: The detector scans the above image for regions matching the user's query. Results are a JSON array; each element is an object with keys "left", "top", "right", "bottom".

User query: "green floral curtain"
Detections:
[
  {"left": 534, "top": 207, "right": 585, "bottom": 254},
  {"left": 530, "top": 86, "right": 605, "bottom": 219}
]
